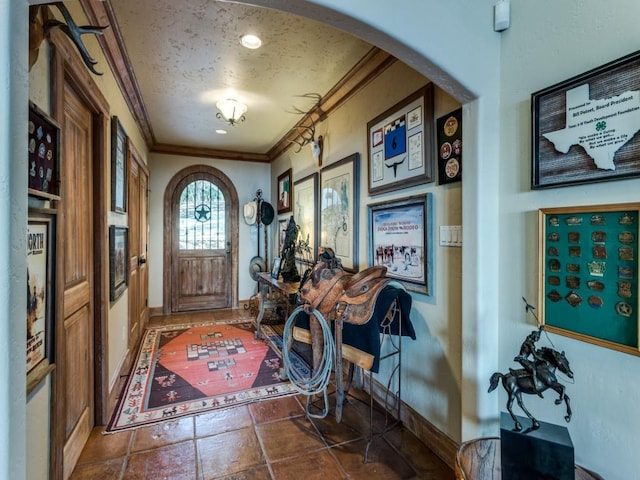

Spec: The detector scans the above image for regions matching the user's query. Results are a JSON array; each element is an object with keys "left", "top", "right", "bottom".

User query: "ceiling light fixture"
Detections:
[
  {"left": 216, "top": 98, "right": 247, "bottom": 126},
  {"left": 240, "top": 34, "right": 262, "bottom": 49}
]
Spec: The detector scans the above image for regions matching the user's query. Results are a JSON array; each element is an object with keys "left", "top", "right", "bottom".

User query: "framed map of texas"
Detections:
[{"left": 532, "top": 50, "right": 640, "bottom": 189}]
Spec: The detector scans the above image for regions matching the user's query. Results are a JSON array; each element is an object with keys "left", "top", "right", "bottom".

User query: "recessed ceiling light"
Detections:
[
  {"left": 240, "top": 34, "right": 262, "bottom": 49},
  {"left": 216, "top": 129, "right": 227, "bottom": 135}
]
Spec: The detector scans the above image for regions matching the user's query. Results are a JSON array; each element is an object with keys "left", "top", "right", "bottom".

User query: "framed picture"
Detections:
[
  {"left": 27, "top": 211, "right": 56, "bottom": 392},
  {"left": 320, "top": 153, "right": 359, "bottom": 272},
  {"left": 367, "top": 84, "right": 434, "bottom": 195},
  {"left": 277, "top": 168, "right": 292, "bottom": 214},
  {"left": 28, "top": 102, "right": 60, "bottom": 199},
  {"left": 109, "top": 225, "right": 129, "bottom": 301},
  {"left": 271, "top": 256, "right": 282, "bottom": 279},
  {"left": 436, "top": 108, "right": 462, "bottom": 184},
  {"left": 368, "top": 194, "right": 433, "bottom": 295},
  {"left": 293, "top": 172, "right": 319, "bottom": 264},
  {"left": 278, "top": 217, "right": 288, "bottom": 256},
  {"left": 111, "top": 116, "right": 128, "bottom": 213},
  {"left": 539, "top": 203, "right": 640, "bottom": 356},
  {"left": 532, "top": 50, "right": 640, "bottom": 188}
]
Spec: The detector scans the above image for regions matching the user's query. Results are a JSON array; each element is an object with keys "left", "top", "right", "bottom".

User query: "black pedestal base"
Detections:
[{"left": 500, "top": 412, "right": 574, "bottom": 480}]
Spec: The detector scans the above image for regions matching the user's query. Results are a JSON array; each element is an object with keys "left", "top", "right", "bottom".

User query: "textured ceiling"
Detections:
[{"left": 109, "top": 0, "right": 373, "bottom": 154}]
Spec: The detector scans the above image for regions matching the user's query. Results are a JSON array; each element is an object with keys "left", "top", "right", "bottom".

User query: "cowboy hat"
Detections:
[
  {"left": 260, "top": 201, "right": 275, "bottom": 226},
  {"left": 243, "top": 201, "right": 257, "bottom": 225}
]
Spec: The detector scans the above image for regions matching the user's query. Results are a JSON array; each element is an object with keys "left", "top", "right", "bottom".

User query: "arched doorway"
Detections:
[{"left": 163, "top": 165, "right": 239, "bottom": 313}]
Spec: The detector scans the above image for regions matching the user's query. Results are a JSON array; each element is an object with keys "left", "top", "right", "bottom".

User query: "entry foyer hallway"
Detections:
[{"left": 69, "top": 310, "right": 454, "bottom": 479}]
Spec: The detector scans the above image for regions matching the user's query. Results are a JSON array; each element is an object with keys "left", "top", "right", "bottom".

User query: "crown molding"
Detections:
[
  {"left": 151, "top": 143, "right": 270, "bottom": 163},
  {"left": 80, "top": 0, "right": 155, "bottom": 146}
]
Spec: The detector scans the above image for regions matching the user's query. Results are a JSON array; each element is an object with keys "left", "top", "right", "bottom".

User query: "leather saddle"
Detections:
[{"left": 299, "top": 248, "right": 390, "bottom": 325}]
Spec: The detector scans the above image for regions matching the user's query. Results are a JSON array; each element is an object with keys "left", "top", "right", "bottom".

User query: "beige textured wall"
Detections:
[{"left": 272, "top": 61, "right": 463, "bottom": 440}]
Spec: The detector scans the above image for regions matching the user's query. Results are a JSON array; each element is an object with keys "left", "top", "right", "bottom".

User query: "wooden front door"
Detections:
[
  {"left": 171, "top": 172, "right": 233, "bottom": 311},
  {"left": 60, "top": 81, "right": 94, "bottom": 479},
  {"left": 127, "top": 144, "right": 149, "bottom": 351}
]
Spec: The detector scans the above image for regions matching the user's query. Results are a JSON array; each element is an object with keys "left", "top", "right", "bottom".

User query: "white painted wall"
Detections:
[
  {"left": 2, "top": 2, "right": 28, "bottom": 480},
  {"left": 497, "top": 2, "right": 640, "bottom": 478},
  {"left": 147, "top": 154, "right": 271, "bottom": 307}
]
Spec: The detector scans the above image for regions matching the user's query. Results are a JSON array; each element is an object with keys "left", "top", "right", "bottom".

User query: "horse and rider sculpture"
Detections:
[{"left": 489, "top": 300, "right": 574, "bottom": 432}]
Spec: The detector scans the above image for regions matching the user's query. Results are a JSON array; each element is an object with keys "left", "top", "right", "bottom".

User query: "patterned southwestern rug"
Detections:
[{"left": 106, "top": 321, "right": 306, "bottom": 433}]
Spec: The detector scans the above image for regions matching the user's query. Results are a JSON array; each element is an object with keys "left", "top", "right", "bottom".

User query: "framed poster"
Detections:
[
  {"left": 111, "top": 116, "right": 128, "bottom": 213},
  {"left": 320, "top": 153, "right": 359, "bottom": 272},
  {"left": 277, "top": 168, "right": 292, "bottom": 214},
  {"left": 436, "top": 108, "right": 462, "bottom": 184},
  {"left": 368, "top": 194, "right": 433, "bottom": 295},
  {"left": 27, "top": 212, "right": 56, "bottom": 392},
  {"left": 539, "top": 203, "right": 640, "bottom": 356},
  {"left": 293, "top": 172, "right": 319, "bottom": 264},
  {"left": 109, "top": 226, "right": 129, "bottom": 301},
  {"left": 532, "top": 50, "right": 640, "bottom": 188},
  {"left": 28, "top": 102, "right": 60, "bottom": 199},
  {"left": 367, "top": 84, "right": 434, "bottom": 195}
]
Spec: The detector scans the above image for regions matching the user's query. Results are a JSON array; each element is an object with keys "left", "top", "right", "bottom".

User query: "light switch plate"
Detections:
[{"left": 439, "top": 225, "right": 462, "bottom": 247}]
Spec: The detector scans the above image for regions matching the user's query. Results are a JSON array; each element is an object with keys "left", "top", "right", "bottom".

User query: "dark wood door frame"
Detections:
[
  {"left": 162, "top": 165, "right": 239, "bottom": 314},
  {"left": 49, "top": 28, "right": 110, "bottom": 480}
]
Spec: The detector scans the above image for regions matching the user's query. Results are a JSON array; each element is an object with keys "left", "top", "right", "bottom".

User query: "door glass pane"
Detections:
[{"left": 178, "top": 179, "right": 225, "bottom": 250}]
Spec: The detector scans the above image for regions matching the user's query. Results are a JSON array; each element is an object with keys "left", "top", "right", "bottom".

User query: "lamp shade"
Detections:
[{"left": 216, "top": 98, "right": 247, "bottom": 126}]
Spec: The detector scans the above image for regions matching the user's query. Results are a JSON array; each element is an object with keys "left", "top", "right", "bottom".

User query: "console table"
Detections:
[
  {"left": 455, "top": 437, "right": 603, "bottom": 480},
  {"left": 254, "top": 272, "right": 299, "bottom": 338}
]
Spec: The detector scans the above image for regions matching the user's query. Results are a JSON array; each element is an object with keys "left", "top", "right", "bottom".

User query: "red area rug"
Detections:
[{"left": 106, "top": 321, "right": 301, "bottom": 432}]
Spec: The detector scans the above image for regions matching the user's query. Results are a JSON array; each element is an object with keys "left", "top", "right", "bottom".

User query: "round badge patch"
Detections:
[
  {"left": 444, "top": 116, "right": 458, "bottom": 136},
  {"left": 445, "top": 158, "right": 459, "bottom": 178},
  {"left": 440, "top": 142, "right": 452, "bottom": 159}
]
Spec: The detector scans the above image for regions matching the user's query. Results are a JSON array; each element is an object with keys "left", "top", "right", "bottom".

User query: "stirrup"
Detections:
[{"left": 305, "top": 388, "right": 329, "bottom": 419}]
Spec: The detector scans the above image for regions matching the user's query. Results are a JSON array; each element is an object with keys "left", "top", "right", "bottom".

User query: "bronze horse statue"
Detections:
[{"left": 489, "top": 346, "right": 573, "bottom": 431}]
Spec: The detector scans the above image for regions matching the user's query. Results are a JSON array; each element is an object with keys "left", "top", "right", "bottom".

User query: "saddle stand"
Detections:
[{"left": 285, "top": 248, "right": 404, "bottom": 458}]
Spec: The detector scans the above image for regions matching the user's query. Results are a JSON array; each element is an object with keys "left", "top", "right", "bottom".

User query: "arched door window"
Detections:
[{"left": 178, "top": 179, "right": 226, "bottom": 250}]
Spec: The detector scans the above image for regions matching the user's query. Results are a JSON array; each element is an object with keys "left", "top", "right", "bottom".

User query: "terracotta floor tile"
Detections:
[
  {"left": 69, "top": 457, "right": 125, "bottom": 479},
  {"left": 340, "top": 394, "right": 396, "bottom": 436},
  {"left": 256, "top": 416, "right": 325, "bottom": 462},
  {"left": 309, "top": 410, "right": 363, "bottom": 446},
  {"left": 331, "top": 438, "right": 417, "bottom": 479},
  {"left": 383, "top": 427, "right": 455, "bottom": 479},
  {"left": 195, "top": 404, "right": 253, "bottom": 438},
  {"left": 76, "top": 426, "right": 132, "bottom": 465},
  {"left": 210, "top": 464, "right": 272, "bottom": 480},
  {"left": 131, "top": 416, "right": 195, "bottom": 452},
  {"left": 249, "top": 395, "right": 304, "bottom": 424},
  {"left": 123, "top": 440, "right": 196, "bottom": 480},
  {"left": 197, "top": 426, "right": 265, "bottom": 479},
  {"left": 270, "top": 449, "right": 344, "bottom": 480}
]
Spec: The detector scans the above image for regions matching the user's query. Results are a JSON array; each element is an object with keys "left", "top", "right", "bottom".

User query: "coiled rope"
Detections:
[{"left": 282, "top": 306, "right": 335, "bottom": 397}]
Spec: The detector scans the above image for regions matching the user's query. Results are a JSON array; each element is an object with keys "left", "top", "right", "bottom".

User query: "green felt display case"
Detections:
[{"left": 539, "top": 203, "right": 640, "bottom": 356}]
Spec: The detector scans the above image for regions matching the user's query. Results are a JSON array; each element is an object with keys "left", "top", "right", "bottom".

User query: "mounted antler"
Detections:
[
  {"left": 30, "top": 2, "right": 108, "bottom": 75},
  {"left": 288, "top": 123, "right": 317, "bottom": 153},
  {"left": 287, "top": 93, "right": 324, "bottom": 165}
]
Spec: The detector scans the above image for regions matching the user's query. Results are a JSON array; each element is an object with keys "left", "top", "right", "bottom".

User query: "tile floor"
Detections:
[{"left": 70, "top": 309, "right": 455, "bottom": 480}]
